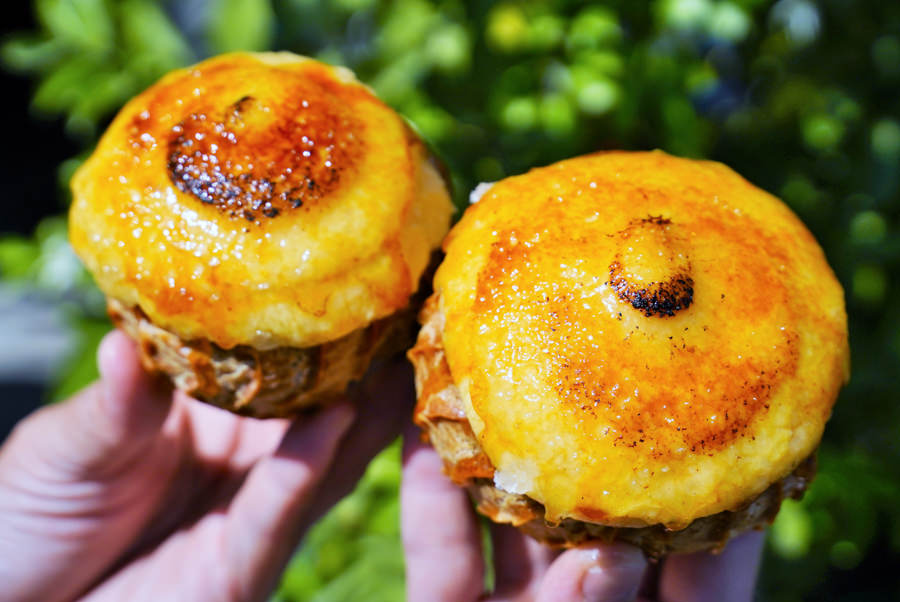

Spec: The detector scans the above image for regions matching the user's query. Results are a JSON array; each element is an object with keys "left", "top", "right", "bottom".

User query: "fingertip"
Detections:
[
  {"left": 401, "top": 425, "right": 485, "bottom": 602},
  {"left": 401, "top": 432, "right": 449, "bottom": 492},
  {"left": 96, "top": 328, "right": 170, "bottom": 436},
  {"left": 14, "top": 330, "right": 171, "bottom": 474},
  {"left": 538, "top": 542, "right": 646, "bottom": 602},
  {"left": 659, "top": 530, "right": 765, "bottom": 602},
  {"left": 97, "top": 330, "right": 139, "bottom": 386},
  {"left": 579, "top": 543, "right": 646, "bottom": 602}
]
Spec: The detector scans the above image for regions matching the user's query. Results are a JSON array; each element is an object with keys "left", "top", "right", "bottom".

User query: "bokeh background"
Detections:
[{"left": 1, "top": 0, "right": 898, "bottom": 600}]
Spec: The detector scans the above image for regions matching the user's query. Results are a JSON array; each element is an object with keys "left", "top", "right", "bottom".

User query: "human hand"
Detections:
[
  {"left": 0, "top": 330, "right": 413, "bottom": 602},
  {"left": 401, "top": 431, "right": 765, "bottom": 602}
]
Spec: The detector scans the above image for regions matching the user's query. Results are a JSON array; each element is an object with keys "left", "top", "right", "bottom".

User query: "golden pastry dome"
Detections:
[
  {"left": 435, "top": 151, "right": 849, "bottom": 529},
  {"left": 70, "top": 52, "right": 453, "bottom": 350}
]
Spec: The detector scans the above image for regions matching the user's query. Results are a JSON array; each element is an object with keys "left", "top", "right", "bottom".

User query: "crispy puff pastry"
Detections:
[
  {"left": 70, "top": 52, "right": 453, "bottom": 416},
  {"left": 410, "top": 151, "right": 849, "bottom": 554}
]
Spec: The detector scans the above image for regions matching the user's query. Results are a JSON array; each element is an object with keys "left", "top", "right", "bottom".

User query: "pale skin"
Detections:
[
  {"left": 0, "top": 330, "right": 765, "bottom": 601},
  {"left": 0, "top": 331, "right": 413, "bottom": 602}
]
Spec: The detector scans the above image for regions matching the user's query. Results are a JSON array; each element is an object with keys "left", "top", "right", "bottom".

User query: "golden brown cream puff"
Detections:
[
  {"left": 409, "top": 151, "right": 848, "bottom": 555},
  {"left": 70, "top": 52, "right": 454, "bottom": 417}
]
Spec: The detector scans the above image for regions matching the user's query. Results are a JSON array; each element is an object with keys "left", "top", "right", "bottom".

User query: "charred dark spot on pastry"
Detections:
[
  {"left": 142, "top": 340, "right": 159, "bottom": 358},
  {"left": 640, "top": 215, "right": 671, "bottom": 227},
  {"left": 166, "top": 85, "right": 364, "bottom": 221},
  {"left": 609, "top": 261, "right": 694, "bottom": 317},
  {"left": 608, "top": 216, "right": 693, "bottom": 317},
  {"left": 229, "top": 95, "right": 255, "bottom": 122}
]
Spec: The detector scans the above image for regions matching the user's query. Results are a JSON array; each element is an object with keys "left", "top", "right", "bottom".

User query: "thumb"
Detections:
[
  {"left": 3, "top": 330, "right": 172, "bottom": 477},
  {"left": 95, "top": 329, "right": 172, "bottom": 447},
  {"left": 536, "top": 543, "right": 647, "bottom": 602}
]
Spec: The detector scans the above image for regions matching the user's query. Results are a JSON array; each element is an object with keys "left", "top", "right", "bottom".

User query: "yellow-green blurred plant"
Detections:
[{"left": 3, "top": 0, "right": 900, "bottom": 600}]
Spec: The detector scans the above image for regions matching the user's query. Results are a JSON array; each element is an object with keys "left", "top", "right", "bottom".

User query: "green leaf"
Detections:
[
  {"left": 309, "top": 536, "right": 404, "bottom": 602},
  {"left": 849, "top": 211, "right": 888, "bottom": 245},
  {"left": 0, "top": 236, "right": 39, "bottom": 280},
  {"left": 657, "top": 0, "right": 714, "bottom": 31},
  {"left": 852, "top": 265, "right": 887, "bottom": 305},
  {"left": 501, "top": 96, "right": 539, "bottom": 131},
  {"left": 331, "top": 0, "right": 376, "bottom": 12},
  {"left": 31, "top": 54, "right": 105, "bottom": 116},
  {"left": 66, "top": 69, "right": 136, "bottom": 136},
  {"left": 36, "top": 0, "right": 114, "bottom": 52},
  {"left": 871, "top": 119, "right": 900, "bottom": 159},
  {"left": 707, "top": 2, "right": 750, "bottom": 42},
  {"left": 485, "top": 4, "right": 528, "bottom": 52},
  {"left": 370, "top": 51, "right": 428, "bottom": 105},
  {"left": 577, "top": 78, "right": 619, "bottom": 115},
  {"left": 276, "top": 441, "right": 402, "bottom": 601},
  {"left": 119, "top": 0, "right": 192, "bottom": 71},
  {"left": 1, "top": 35, "right": 67, "bottom": 72},
  {"left": 207, "top": 0, "right": 275, "bottom": 53},
  {"left": 378, "top": 0, "right": 437, "bottom": 57},
  {"left": 426, "top": 22, "right": 471, "bottom": 74},
  {"left": 579, "top": 50, "right": 624, "bottom": 78},
  {"left": 771, "top": 499, "right": 814, "bottom": 559},
  {"left": 50, "top": 316, "right": 109, "bottom": 401},
  {"left": 527, "top": 14, "right": 565, "bottom": 52},
  {"left": 540, "top": 93, "right": 576, "bottom": 136},
  {"left": 829, "top": 540, "right": 862, "bottom": 570},
  {"left": 567, "top": 6, "right": 622, "bottom": 52},
  {"left": 802, "top": 113, "right": 845, "bottom": 151}
]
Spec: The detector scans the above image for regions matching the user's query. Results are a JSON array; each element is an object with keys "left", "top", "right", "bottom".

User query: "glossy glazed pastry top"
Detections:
[
  {"left": 435, "top": 151, "right": 848, "bottom": 529},
  {"left": 70, "top": 52, "right": 453, "bottom": 349}
]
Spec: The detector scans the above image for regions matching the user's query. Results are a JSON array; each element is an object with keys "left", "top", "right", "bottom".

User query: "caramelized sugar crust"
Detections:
[
  {"left": 434, "top": 151, "right": 849, "bottom": 529},
  {"left": 70, "top": 52, "right": 453, "bottom": 349},
  {"left": 165, "top": 90, "right": 361, "bottom": 221}
]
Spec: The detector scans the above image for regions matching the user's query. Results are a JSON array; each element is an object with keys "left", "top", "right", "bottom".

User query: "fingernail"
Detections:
[{"left": 580, "top": 544, "right": 646, "bottom": 602}]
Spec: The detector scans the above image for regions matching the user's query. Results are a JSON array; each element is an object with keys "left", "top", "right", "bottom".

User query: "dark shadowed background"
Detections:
[{"left": 1, "top": 1, "right": 898, "bottom": 600}]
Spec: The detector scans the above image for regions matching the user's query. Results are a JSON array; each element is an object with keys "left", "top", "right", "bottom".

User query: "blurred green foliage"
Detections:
[
  {"left": 276, "top": 442, "right": 406, "bottom": 602},
  {"left": 3, "top": 0, "right": 899, "bottom": 600}
]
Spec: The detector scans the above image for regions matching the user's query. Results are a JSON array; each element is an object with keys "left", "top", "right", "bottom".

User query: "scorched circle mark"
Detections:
[{"left": 166, "top": 92, "right": 362, "bottom": 222}]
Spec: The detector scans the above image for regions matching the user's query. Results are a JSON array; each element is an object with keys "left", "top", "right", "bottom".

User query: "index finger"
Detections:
[
  {"left": 658, "top": 530, "right": 765, "bottom": 602},
  {"left": 401, "top": 423, "right": 485, "bottom": 602}
]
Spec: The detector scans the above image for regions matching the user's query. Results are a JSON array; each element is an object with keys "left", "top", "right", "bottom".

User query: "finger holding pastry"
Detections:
[{"left": 401, "top": 424, "right": 766, "bottom": 602}]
